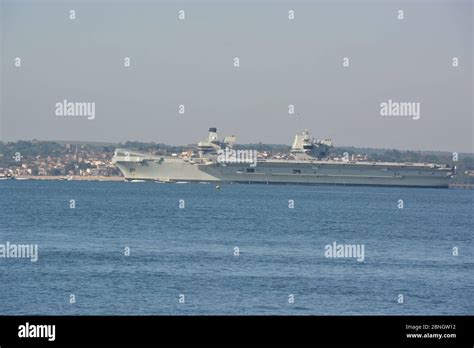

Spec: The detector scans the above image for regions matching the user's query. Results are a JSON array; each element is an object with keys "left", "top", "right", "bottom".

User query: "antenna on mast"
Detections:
[{"left": 296, "top": 112, "right": 301, "bottom": 134}]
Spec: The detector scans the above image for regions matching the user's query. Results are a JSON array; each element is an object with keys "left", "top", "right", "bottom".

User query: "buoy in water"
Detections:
[{"left": 215, "top": 185, "right": 220, "bottom": 190}]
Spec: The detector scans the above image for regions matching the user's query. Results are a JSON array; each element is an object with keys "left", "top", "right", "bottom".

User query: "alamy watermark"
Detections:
[
  {"left": 0, "top": 242, "right": 38, "bottom": 262},
  {"left": 217, "top": 147, "right": 258, "bottom": 167},
  {"left": 380, "top": 99, "right": 420, "bottom": 120},
  {"left": 18, "top": 322, "right": 55, "bottom": 342},
  {"left": 55, "top": 99, "right": 95, "bottom": 120},
  {"left": 324, "top": 241, "right": 365, "bottom": 262}
]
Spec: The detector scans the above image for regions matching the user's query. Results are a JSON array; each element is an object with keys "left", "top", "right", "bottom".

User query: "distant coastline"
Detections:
[
  {"left": 7, "top": 175, "right": 124, "bottom": 182},
  {"left": 1, "top": 140, "right": 474, "bottom": 185}
]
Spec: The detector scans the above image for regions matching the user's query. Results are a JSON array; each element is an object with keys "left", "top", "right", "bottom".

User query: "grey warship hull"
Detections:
[{"left": 112, "top": 152, "right": 452, "bottom": 188}]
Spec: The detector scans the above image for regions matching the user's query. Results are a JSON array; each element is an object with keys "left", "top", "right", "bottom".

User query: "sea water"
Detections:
[{"left": 0, "top": 180, "right": 472, "bottom": 315}]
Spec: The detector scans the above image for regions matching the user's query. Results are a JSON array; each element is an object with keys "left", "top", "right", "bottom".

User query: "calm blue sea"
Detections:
[{"left": 0, "top": 180, "right": 472, "bottom": 315}]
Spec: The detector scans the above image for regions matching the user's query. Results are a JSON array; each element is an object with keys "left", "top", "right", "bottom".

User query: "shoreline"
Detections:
[{"left": 6, "top": 175, "right": 125, "bottom": 181}]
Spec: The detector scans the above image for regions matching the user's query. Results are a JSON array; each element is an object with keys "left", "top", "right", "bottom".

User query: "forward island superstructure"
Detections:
[{"left": 112, "top": 128, "right": 454, "bottom": 187}]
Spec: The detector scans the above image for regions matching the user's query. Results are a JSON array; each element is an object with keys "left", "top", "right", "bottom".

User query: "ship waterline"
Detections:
[{"left": 112, "top": 129, "right": 453, "bottom": 188}]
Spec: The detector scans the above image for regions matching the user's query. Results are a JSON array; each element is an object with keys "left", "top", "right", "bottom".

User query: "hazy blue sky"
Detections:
[{"left": 1, "top": 0, "right": 472, "bottom": 152}]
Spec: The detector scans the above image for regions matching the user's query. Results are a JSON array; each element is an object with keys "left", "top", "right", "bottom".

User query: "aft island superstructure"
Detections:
[{"left": 112, "top": 128, "right": 454, "bottom": 187}]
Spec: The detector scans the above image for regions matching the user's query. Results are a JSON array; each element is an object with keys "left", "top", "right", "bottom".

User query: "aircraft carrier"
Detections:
[{"left": 112, "top": 128, "right": 454, "bottom": 187}]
